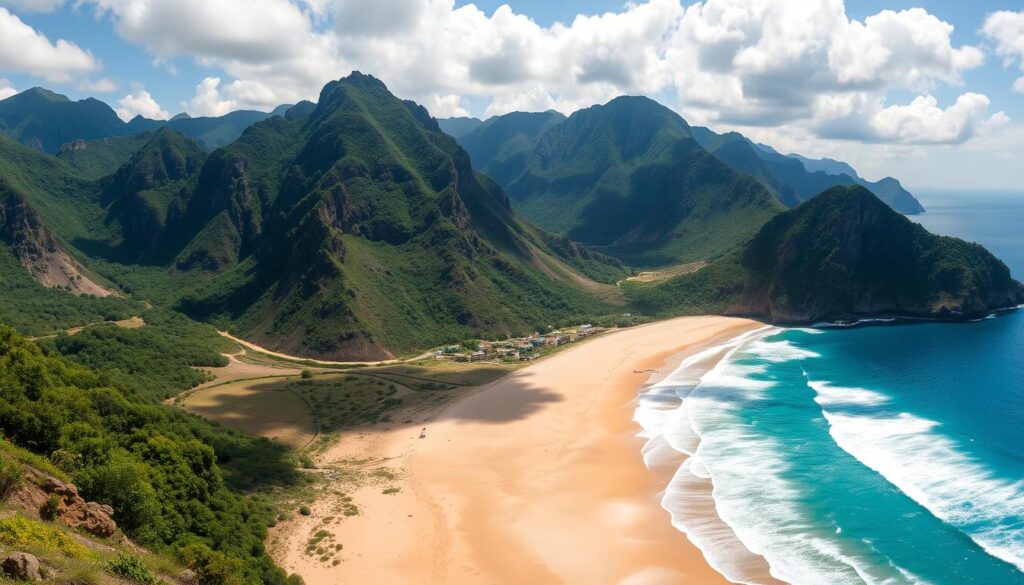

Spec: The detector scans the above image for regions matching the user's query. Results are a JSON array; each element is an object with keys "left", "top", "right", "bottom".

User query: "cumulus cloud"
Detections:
[
  {"left": 424, "top": 93, "right": 469, "bottom": 118},
  {"left": 115, "top": 88, "right": 169, "bottom": 121},
  {"left": 982, "top": 10, "right": 1024, "bottom": 93},
  {"left": 78, "top": 77, "right": 118, "bottom": 92},
  {"left": 0, "top": 79, "right": 15, "bottom": 99},
  {"left": 868, "top": 94, "right": 1006, "bottom": 144},
  {"left": 78, "top": 0, "right": 1001, "bottom": 147},
  {"left": 0, "top": 7, "right": 97, "bottom": 81}
]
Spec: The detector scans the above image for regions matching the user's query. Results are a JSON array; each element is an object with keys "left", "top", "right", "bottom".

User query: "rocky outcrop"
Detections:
[
  {"left": 41, "top": 480, "right": 117, "bottom": 538},
  {"left": 2, "top": 552, "right": 42, "bottom": 581},
  {"left": 0, "top": 182, "right": 111, "bottom": 297},
  {"left": 8, "top": 469, "right": 117, "bottom": 539}
]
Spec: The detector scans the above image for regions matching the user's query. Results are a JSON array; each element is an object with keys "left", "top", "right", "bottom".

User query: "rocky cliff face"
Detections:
[
  {"left": 0, "top": 182, "right": 110, "bottom": 297},
  {"left": 735, "top": 185, "right": 1024, "bottom": 323}
]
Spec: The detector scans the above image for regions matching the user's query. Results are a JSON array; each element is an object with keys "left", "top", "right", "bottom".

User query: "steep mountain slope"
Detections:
[
  {"left": 160, "top": 73, "right": 621, "bottom": 359},
  {"left": 690, "top": 127, "right": 925, "bottom": 214},
  {"left": 0, "top": 88, "right": 124, "bottom": 153},
  {"left": 100, "top": 128, "right": 208, "bottom": 260},
  {"left": 457, "top": 110, "right": 565, "bottom": 186},
  {"left": 629, "top": 186, "right": 1023, "bottom": 322},
  {"left": 458, "top": 97, "right": 783, "bottom": 266},
  {"left": 437, "top": 116, "right": 483, "bottom": 138},
  {"left": 56, "top": 133, "right": 155, "bottom": 179},
  {"left": 124, "top": 109, "right": 284, "bottom": 149},
  {"left": 0, "top": 181, "right": 110, "bottom": 296}
]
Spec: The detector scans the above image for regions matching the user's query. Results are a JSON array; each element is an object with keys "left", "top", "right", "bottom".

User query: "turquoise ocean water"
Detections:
[{"left": 636, "top": 191, "right": 1024, "bottom": 584}]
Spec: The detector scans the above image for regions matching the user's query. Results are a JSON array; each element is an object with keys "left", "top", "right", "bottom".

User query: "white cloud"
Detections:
[
  {"left": 867, "top": 93, "right": 1007, "bottom": 144},
  {"left": 81, "top": 0, "right": 1001, "bottom": 149},
  {"left": 0, "top": 7, "right": 97, "bottom": 81},
  {"left": 0, "top": 0, "right": 65, "bottom": 13},
  {"left": 115, "top": 88, "right": 169, "bottom": 121},
  {"left": 0, "top": 79, "right": 15, "bottom": 99},
  {"left": 424, "top": 93, "right": 469, "bottom": 118},
  {"left": 982, "top": 10, "right": 1024, "bottom": 93},
  {"left": 185, "top": 77, "right": 235, "bottom": 117},
  {"left": 78, "top": 77, "right": 118, "bottom": 92},
  {"left": 87, "top": 0, "right": 314, "bottom": 63}
]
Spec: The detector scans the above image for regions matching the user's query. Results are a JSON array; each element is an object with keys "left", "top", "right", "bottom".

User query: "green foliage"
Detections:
[
  {"left": 0, "top": 325, "right": 297, "bottom": 584},
  {"left": 0, "top": 515, "right": 95, "bottom": 559},
  {"left": 105, "top": 553, "right": 160, "bottom": 584},
  {"left": 56, "top": 133, "right": 152, "bottom": 180},
  {"left": 41, "top": 493, "right": 61, "bottom": 520},
  {"left": 41, "top": 309, "right": 233, "bottom": 401},
  {"left": 0, "top": 241, "right": 140, "bottom": 338},
  {"left": 0, "top": 457, "right": 23, "bottom": 500}
]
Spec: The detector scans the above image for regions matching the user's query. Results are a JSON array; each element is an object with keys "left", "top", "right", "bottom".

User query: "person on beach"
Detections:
[{"left": 420, "top": 427, "right": 427, "bottom": 439}]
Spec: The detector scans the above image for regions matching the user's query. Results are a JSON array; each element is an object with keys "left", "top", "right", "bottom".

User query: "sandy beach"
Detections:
[{"left": 274, "top": 316, "right": 762, "bottom": 584}]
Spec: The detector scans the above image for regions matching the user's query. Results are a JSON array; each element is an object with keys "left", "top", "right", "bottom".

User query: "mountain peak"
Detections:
[{"left": 19, "top": 87, "right": 69, "bottom": 103}]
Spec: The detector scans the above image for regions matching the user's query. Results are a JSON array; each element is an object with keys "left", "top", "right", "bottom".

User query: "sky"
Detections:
[{"left": 0, "top": 1, "right": 1023, "bottom": 191}]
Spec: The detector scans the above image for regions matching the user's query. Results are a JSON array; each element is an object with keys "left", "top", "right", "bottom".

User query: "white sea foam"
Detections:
[
  {"left": 685, "top": 353, "right": 923, "bottom": 585},
  {"left": 642, "top": 330, "right": 941, "bottom": 585},
  {"left": 811, "top": 380, "right": 1024, "bottom": 573}
]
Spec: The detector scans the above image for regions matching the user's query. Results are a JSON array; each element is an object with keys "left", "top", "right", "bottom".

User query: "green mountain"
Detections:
[
  {"left": 165, "top": 73, "right": 622, "bottom": 359},
  {"left": 0, "top": 88, "right": 124, "bottom": 153},
  {"left": 0, "top": 87, "right": 295, "bottom": 157},
  {"left": 458, "top": 110, "right": 565, "bottom": 186},
  {"left": 56, "top": 133, "right": 155, "bottom": 179},
  {"left": 100, "top": 128, "right": 208, "bottom": 260},
  {"left": 690, "top": 127, "right": 925, "bottom": 214},
  {"left": 453, "top": 97, "right": 783, "bottom": 266},
  {"left": 436, "top": 116, "right": 483, "bottom": 138},
  {"left": 124, "top": 109, "right": 284, "bottom": 149},
  {"left": 629, "top": 186, "right": 1023, "bottom": 322}
]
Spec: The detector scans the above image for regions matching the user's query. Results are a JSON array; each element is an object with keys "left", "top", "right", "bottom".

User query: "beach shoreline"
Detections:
[{"left": 272, "top": 316, "right": 764, "bottom": 584}]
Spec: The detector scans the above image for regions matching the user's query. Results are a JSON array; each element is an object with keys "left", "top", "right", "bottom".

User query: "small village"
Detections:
[{"left": 433, "top": 324, "right": 603, "bottom": 363}]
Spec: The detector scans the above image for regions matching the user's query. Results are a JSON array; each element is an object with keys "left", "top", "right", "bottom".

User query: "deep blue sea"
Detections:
[{"left": 637, "top": 191, "right": 1024, "bottom": 584}]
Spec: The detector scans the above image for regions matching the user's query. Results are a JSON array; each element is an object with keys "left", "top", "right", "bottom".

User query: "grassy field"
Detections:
[
  {"left": 180, "top": 367, "right": 503, "bottom": 451},
  {"left": 182, "top": 378, "right": 316, "bottom": 449}
]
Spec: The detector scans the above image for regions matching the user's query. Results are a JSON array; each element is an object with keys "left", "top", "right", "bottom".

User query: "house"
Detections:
[
  {"left": 519, "top": 353, "right": 538, "bottom": 361},
  {"left": 470, "top": 351, "right": 487, "bottom": 362},
  {"left": 479, "top": 341, "right": 494, "bottom": 350}
]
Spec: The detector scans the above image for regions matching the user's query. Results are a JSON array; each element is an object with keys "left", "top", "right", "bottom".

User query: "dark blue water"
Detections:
[{"left": 674, "top": 192, "right": 1024, "bottom": 584}]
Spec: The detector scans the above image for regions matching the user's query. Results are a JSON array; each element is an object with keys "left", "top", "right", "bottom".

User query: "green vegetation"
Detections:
[
  {"left": 0, "top": 325, "right": 300, "bottom": 583},
  {"left": 0, "top": 457, "right": 23, "bottom": 500},
  {"left": 41, "top": 309, "right": 234, "bottom": 401},
  {"left": 105, "top": 553, "right": 161, "bottom": 584},
  {"left": 57, "top": 133, "right": 153, "bottom": 179},
  {"left": 0, "top": 515, "right": 95, "bottom": 559}
]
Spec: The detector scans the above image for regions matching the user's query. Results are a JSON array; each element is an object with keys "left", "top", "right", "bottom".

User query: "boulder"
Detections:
[
  {"left": 41, "top": 479, "right": 117, "bottom": 538},
  {"left": 1, "top": 552, "right": 42, "bottom": 582}
]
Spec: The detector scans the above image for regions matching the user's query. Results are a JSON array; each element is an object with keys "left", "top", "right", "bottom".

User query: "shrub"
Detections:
[
  {"left": 106, "top": 553, "right": 159, "bottom": 584},
  {"left": 301, "top": 370, "right": 313, "bottom": 379},
  {"left": 40, "top": 494, "right": 61, "bottom": 520},
  {"left": 298, "top": 505, "right": 311, "bottom": 516},
  {"left": 0, "top": 458, "right": 23, "bottom": 501},
  {"left": 0, "top": 516, "right": 95, "bottom": 559}
]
